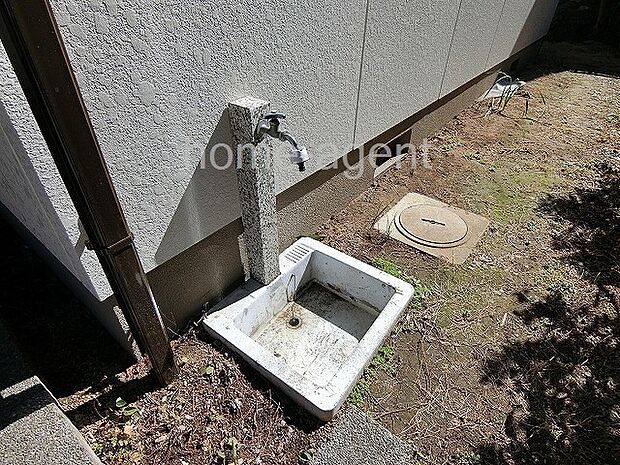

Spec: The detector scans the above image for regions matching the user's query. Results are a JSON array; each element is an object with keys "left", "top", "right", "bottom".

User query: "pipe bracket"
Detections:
[{"left": 85, "top": 233, "right": 135, "bottom": 255}]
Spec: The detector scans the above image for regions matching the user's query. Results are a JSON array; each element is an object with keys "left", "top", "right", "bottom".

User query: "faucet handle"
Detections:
[{"left": 264, "top": 111, "right": 286, "bottom": 121}]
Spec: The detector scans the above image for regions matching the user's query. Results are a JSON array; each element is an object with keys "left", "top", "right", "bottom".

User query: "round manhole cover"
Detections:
[{"left": 395, "top": 204, "right": 468, "bottom": 248}]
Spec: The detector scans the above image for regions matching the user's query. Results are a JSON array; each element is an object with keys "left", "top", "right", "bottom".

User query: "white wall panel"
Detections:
[
  {"left": 46, "top": 0, "right": 366, "bottom": 283},
  {"left": 1, "top": 0, "right": 560, "bottom": 302},
  {"left": 487, "top": 0, "right": 559, "bottom": 68},
  {"left": 354, "top": 0, "right": 461, "bottom": 146},
  {"left": 440, "top": 0, "right": 506, "bottom": 96}
]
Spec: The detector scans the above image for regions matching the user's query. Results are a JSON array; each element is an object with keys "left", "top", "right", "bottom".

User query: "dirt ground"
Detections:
[
  {"left": 59, "top": 333, "right": 327, "bottom": 465},
  {"left": 317, "top": 41, "right": 620, "bottom": 465},
  {"left": 5, "top": 40, "right": 617, "bottom": 465}
]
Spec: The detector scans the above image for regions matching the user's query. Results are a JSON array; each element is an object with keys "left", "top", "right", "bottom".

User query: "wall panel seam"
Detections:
[
  {"left": 485, "top": 0, "right": 509, "bottom": 69},
  {"left": 351, "top": 0, "right": 371, "bottom": 150},
  {"left": 439, "top": 0, "right": 464, "bottom": 97}
]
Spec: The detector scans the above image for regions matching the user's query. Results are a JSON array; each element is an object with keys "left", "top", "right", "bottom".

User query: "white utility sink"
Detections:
[{"left": 202, "top": 237, "right": 413, "bottom": 420}]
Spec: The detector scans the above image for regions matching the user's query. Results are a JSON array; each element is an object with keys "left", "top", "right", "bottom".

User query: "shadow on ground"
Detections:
[
  {"left": 471, "top": 162, "right": 620, "bottom": 465},
  {"left": 540, "top": 161, "right": 620, "bottom": 308},
  {"left": 523, "top": 0, "right": 620, "bottom": 80},
  {"left": 0, "top": 216, "right": 133, "bottom": 398}
]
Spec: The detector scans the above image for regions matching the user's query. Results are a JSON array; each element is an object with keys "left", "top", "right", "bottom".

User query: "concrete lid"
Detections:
[
  {"left": 396, "top": 204, "right": 468, "bottom": 248},
  {"left": 374, "top": 193, "right": 490, "bottom": 264}
]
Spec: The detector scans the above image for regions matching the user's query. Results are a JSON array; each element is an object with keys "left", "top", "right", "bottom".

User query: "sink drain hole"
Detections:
[{"left": 288, "top": 317, "right": 301, "bottom": 328}]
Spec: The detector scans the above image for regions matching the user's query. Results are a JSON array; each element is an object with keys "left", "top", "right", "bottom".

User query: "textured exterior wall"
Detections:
[
  {"left": 47, "top": 0, "right": 366, "bottom": 277},
  {"left": 355, "top": 0, "right": 460, "bottom": 145},
  {"left": 0, "top": 0, "right": 559, "bottom": 341},
  {"left": 0, "top": 45, "right": 110, "bottom": 299},
  {"left": 487, "top": 0, "right": 560, "bottom": 68},
  {"left": 440, "top": 0, "right": 506, "bottom": 96},
  {"left": 0, "top": 45, "right": 133, "bottom": 349}
]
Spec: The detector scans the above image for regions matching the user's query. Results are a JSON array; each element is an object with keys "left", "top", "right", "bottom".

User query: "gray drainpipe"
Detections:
[{"left": 0, "top": 0, "right": 178, "bottom": 385}]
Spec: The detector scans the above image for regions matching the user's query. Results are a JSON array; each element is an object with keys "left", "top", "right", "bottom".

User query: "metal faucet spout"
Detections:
[
  {"left": 280, "top": 131, "right": 299, "bottom": 150},
  {"left": 255, "top": 111, "right": 309, "bottom": 172}
]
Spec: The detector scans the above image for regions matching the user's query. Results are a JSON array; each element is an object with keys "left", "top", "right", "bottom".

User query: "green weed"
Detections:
[
  {"left": 371, "top": 257, "right": 402, "bottom": 278},
  {"left": 348, "top": 345, "right": 396, "bottom": 408}
]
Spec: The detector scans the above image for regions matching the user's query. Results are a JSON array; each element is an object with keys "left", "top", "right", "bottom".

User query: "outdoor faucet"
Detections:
[{"left": 255, "top": 111, "right": 309, "bottom": 172}]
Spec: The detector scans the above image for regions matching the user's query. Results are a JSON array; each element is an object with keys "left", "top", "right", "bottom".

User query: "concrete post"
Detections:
[{"left": 228, "top": 97, "right": 281, "bottom": 284}]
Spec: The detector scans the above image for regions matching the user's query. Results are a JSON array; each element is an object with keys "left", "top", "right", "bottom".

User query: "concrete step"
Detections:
[
  {"left": 311, "top": 405, "right": 418, "bottom": 465},
  {"left": 0, "top": 323, "right": 102, "bottom": 465}
]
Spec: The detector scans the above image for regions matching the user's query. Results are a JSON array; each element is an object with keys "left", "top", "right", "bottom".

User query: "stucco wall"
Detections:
[
  {"left": 0, "top": 45, "right": 111, "bottom": 298},
  {"left": 355, "top": 0, "right": 460, "bottom": 145},
  {"left": 46, "top": 0, "right": 368, "bottom": 275},
  {"left": 487, "top": 0, "right": 559, "bottom": 68},
  {"left": 0, "top": 0, "right": 558, "bottom": 327},
  {"left": 440, "top": 0, "right": 506, "bottom": 96}
]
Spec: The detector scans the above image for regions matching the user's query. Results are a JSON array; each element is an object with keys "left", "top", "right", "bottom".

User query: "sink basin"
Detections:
[{"left": 202, "top": 237, "right": 414, "bottom": 420}]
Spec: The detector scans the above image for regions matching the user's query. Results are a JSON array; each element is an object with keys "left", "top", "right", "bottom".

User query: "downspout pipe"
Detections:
[{"left": 0, "top": 0, "right": 178, "bottom": 385}]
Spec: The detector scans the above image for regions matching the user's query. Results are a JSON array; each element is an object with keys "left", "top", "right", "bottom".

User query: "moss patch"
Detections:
[{"left": 348, "top": 345, "right": 396, "bottom": 408}]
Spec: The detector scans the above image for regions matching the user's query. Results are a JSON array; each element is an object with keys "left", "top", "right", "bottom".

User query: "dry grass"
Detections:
[
  {"left": 58, "top": 41, "right": 620, "bottom": 465},
  {"left": 317, "top": 42, "right": 620, "bottom": 464},
  {"left": 64, "top": 332, "right": 323, "bottom": 465}
]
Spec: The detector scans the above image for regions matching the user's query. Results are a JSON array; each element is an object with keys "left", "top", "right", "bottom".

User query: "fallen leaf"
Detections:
[{"left": 200, "top": 365, "right": 215, "bottom": 376}]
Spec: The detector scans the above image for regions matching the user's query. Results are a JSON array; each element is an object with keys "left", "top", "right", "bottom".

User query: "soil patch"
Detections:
[
  {"left": 62, "top": 332, "right": 324, "bottom": 465},
  {"left": 316, "top": 42, "right": 620, "bottom": 464}
]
